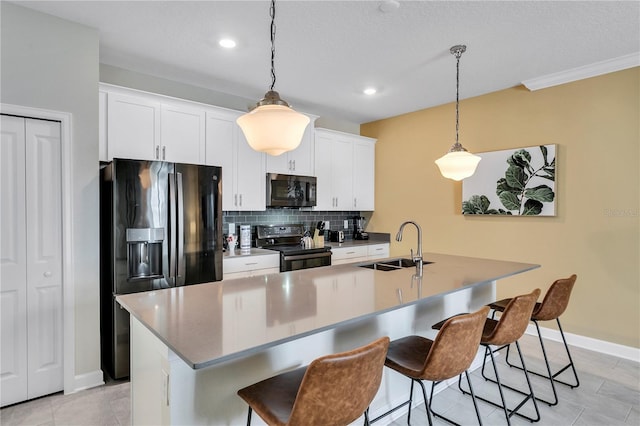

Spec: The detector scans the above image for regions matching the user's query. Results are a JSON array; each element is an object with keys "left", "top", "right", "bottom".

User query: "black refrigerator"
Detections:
[{"left": 100, "top": 158, "right": 222, "bottom": 379}]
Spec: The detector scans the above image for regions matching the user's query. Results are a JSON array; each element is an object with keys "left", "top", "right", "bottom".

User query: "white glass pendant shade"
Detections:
[
  {"left": 237, "top": 104, "right": 310, "bottom": 156},
  {"left": 435, "top": 150, "right": 481, "bottom": 181}
]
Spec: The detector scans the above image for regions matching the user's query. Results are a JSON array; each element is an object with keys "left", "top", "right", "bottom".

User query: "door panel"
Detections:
[
  {"left": 0, "top": 115, "right": 28, "bottom": 406},
  {"left": 25, "top": 118, "right": 63, "bottom": 400},
  {"left": 107, "top": 92, "right": 160, "bottom": 161},
  {"left": 175, "top": 163, "right": 222, "bottom": 285},
  {"left": 113, "top": 159, "right": 171, "bottom": 293}
]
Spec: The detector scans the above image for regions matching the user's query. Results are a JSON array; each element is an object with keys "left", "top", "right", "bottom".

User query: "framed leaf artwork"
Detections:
[{"left": 462, "top": 144, "right": 556, "bottom": 216}]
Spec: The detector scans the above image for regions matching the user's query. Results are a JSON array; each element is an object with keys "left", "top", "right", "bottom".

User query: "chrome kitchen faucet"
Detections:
[{"left": 396, "top": 221, "right": 423, "bottom": 277}]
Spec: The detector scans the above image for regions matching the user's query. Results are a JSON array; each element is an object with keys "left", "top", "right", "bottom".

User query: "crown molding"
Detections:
[{"left": 522, "top": 53, "right": 640, "bottom": 91}]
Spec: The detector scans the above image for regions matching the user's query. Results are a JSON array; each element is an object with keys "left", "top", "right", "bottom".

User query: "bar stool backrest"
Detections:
[
  {"left": 533, "top": 274, "right": 577, "bottom": 321},
  {"left": 483, "top": 289, "right": 541, "bottom": 346},
  {"left": 287, "top": 336, "right": 390, "bottom": 426},
  {"left": 421, "top": 306, "right": 490, "bottom": 382}
]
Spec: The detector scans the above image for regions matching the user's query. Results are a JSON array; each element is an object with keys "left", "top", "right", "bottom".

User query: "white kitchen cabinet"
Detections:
[
  {"left": 222, "top": 252, "right": 280, "bottom": 280},
  {"left": 265, "top": 114, "right": 317, "bottom": 176},
  {"left": 314, "top": 130, "right": 353, "bottom": 210},
  {"left": 353, "top": 138, "right": 376, "bottom": 210},
  {"left": 367, "top": 243, "right": 390, "bottom": 260},
  {"left": 102, "top": 84, "right": 206, "bottom": 164},
  {"left": 314, "top": 129, "right": 376, "bottom": 211},
  {"left": 330, "top": 245, "right": 368, "bottom": 265},
  {"left": 205, "top": 109, "right": 266, "bottom": 211},
  {"left": 331, "top": 243, "right": 390, "bottom": 265},
  {"left": 1, "top": 116, "right": 63, "bottom": 407},
  {"left": 107, "top": 90, "right": 161, "bottom": 161},
  {"left": 159, "top": 102, "right": 205, "bottom": 164}
]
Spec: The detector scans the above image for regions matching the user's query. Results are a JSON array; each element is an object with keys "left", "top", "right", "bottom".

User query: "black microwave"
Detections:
[{"left": 266, "top": 173, "right": 317, "bottom": 208}]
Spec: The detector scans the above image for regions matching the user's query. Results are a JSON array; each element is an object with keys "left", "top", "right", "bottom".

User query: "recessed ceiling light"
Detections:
[
  {"left": 219, "top": 38, "right": 237, "bottom": 49},
  {"left": 363, "top": 87, "right": 377, "bottom": 95}
]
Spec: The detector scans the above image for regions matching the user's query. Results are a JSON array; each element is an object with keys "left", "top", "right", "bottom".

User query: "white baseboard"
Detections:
[
  {"left": 65, "top": 370, "right": 105, "bottom": 395},
  {"left": 526, "top": 324, "right": 640, "bottom": 362}
]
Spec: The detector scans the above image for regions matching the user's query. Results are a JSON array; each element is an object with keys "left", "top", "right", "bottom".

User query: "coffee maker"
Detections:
[{"left": 353, "top": 216, "right": 369, "bottom": 240}]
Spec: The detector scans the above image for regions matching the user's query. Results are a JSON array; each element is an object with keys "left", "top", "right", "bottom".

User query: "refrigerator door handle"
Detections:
[
  {"left": 168, "top": 172, "right": 177, "bottom": 282},
  {"left": 176, "top": 172, "right": 185, "bottom": 285}
]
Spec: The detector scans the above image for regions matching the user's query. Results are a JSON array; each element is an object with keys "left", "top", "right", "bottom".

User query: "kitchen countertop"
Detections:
[{"left": 117, "top": 253, "right": 538, "bottom": 370}]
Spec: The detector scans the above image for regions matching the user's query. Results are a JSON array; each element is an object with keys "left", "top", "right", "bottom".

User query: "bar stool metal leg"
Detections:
[
  {"left": 503, "top": 318, "right": 580, "bottom": 406},
  {"left": 467, "top": 342, "right": 541, "bottom": 424},
  {"left": 431, "top": 372, "right": 483, "bottom": 426}
]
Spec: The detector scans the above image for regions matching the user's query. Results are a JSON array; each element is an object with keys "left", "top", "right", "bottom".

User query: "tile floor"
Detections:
[{"left": 1, "top": 333, "right": 638, "bottom": 425}]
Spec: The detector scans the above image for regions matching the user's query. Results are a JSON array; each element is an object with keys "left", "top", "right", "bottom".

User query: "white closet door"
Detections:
[
  {"left": 0, "top": 115, "right": 28, "bottom": 406},
  {"left": 0, "top": 116, "right": 63, "bottom": 407},
  {"left": 24, "top": 118, "right": 63, "bottom": 400}
]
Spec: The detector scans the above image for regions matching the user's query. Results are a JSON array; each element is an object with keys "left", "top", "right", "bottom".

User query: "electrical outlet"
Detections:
[
  {"left": 324, "top": 221, "right": 330, "bottom": 229},
  {"left": 343, "top": 220, "right": 349, "bottom": 229}
]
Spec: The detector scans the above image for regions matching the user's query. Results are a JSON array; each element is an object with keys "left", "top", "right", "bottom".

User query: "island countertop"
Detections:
[{"left": 116, "top": 253, "right": 538, "bottom": 370}]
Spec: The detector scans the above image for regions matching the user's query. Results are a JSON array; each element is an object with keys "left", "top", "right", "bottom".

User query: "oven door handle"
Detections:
[{"left": 282, "top": 251, "right": 332, "bottom": 262}]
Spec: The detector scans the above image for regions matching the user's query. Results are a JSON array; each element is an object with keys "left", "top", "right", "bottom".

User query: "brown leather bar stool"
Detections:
[
  {"left": 489, "top": 274, "right": 579, "bottom": 406},
  {"left": 237, "top": 336, "right": 389, "bottom": 426},
  {"left": 435, "top": 289, "right": 542, "bottom": 426},
  {"left": 372, "top": 306, "right": 490, "bottom": 426}
]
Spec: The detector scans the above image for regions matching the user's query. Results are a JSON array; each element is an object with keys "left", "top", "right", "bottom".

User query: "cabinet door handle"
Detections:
[
  {"left": 239, "top": 194, "right": 243, "bottom": 206},
  {"left": 234, "top": 194, "right": 238, "bottom": 206},
  {"left": 156, "top": 146, "right": 160, "bottom": 159},
  {"left": 162, "top": 146, "right": 166, "bottom": 160},
  {"left": 43, "top": 271, "right": 52, "bottom": 277},
  {"left": 354, "top": 197, "right": 357, "bottom": 208},
  {"left": 288, "top": 160, "right": 292, "bottom": 170},
  {"left": 292, "top": 160, "right": 296, "bottom": 170}
]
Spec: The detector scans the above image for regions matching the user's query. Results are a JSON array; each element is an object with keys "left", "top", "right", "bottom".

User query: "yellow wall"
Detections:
[{"left": 361, "top": 68, "right": 639, "bottom": 348}]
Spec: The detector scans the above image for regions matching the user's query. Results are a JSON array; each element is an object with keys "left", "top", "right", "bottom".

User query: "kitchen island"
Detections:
[{"left": 117, "top": 253, "right": 538, "bottom": 425}]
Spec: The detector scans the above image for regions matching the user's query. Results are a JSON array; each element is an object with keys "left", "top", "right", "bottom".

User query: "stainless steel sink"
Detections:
[
  {"left": 359, "top": 258, "right": 433, "bottom": 271},
  {"left": 359, "top": 263, "right": 402, "bottom": 271},
  {"left": 379, "top": 258, "right": 417, "bottom": 268}
]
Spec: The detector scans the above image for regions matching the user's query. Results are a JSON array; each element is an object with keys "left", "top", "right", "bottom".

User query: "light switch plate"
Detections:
[
  {"left": 344, "top": 220, "right": 349, "bottom": 229},
  {"left": 324, "top": 221, "right": 330, "bottom": 229}
]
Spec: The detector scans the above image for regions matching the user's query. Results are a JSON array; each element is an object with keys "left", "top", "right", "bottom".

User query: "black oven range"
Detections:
[{"left": 255, "top": 224, "right": 332, "bottom": 272}]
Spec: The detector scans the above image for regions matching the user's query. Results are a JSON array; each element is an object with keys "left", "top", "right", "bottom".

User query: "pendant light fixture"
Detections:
[
  {"left": 237, "top": 0, "right": 310, "bottom": 156},
  {"left": 435, "top": 45, "right": 481, "bottom": 181}
]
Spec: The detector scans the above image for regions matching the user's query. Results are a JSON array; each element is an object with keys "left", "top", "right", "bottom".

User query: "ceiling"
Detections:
[{"left": 14, "top": 0, "right": 640, "bottom": 123}]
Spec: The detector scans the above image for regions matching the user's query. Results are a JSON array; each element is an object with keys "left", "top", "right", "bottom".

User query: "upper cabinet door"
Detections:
[
  {"left": 205, "top": 108, "right": 265, "bottom": 211},
  {"left": 265, "top": 114, "right": 317, "bottom": 176},
  {"left": 331, "top": 136, "right": 354, "bottom": 211},
  {"left": 107, "top": 92, "right": 160, "bottom": 161},
  {"left": 234, "top": 130, "right": 266, "bottom": 211},
  {"left": 160, "top": 103, "right": 205, "bottom": 164},
  {"left": 313, "top": 131, "right": 334, "bottom": 210},
  {"left": 352, "top": 138, "right": 375, "bottom": 211},
  {"left": 205, "top": 109, "right": 236, "bottom": 210}
]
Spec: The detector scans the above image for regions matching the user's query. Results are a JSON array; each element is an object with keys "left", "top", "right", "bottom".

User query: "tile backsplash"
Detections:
[{"left": 223, "top": 210, "right": 363, "bottom": 240}]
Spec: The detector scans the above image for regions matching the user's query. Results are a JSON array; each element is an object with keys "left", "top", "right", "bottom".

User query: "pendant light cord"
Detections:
[
  {"left": 270, "top": 0, "right": 276, "bottom": 91},
  {"left": 454, "top": 49, "right": 461, "bottom": 147}
]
